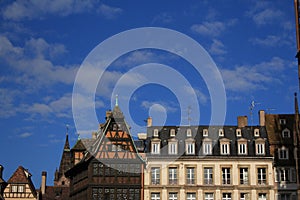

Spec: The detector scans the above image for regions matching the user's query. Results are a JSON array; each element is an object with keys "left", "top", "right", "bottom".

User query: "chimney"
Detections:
[
  {"left": 0, "top": 165, "right": 3, "bottom": 179},
  {"left": 147, "top": 117, "right": 152, "bottom": 127},
  {"left": 237, "top": 116, "right": 248, "bottom": 127},
  {"left": 41, "top": 171, "right": 47, "bottom": 195},
  {"left": 259, "top": 110, "right": 265, "bottom": 126},
  {"left": 92, "top": 132, "right": 97, "bottom": 139}
]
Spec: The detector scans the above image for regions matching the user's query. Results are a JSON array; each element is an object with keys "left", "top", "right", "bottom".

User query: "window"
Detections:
[
  {"left": 258, "top": 193, "right": 267, "bottom": 200},
  {"left": 186, "top": 141, "right": 195, "bottom": 155},
  {"left": 151, "top": 141, "right": 160, "bottom": 154},
  {"left": 186, "top": 167, "right": 195, "bottom": 184},
  {"left": 254, "top": 128, "right": 260, "bottom": 137},
  {"left": 279, "top": 119, "right": 286, "bottom": 125},
  {"left": 239, "top": 168, "right": 249, "bottom": 185},
  {"left": 203, "top": 140, "right": 212, "bottom": 155},
  {"left": 238, "top": 142, "right": 247, "bottom": 155},
  {"left": 151, "top": 193, "right": 160, "bottom": 200},
  {"left": 222, "top": 193, "right": 231, "bottom": 200},
  {"left": 170, "top": 129, "right": 176, "bottom": 137},
  {"left": 280, "top": 194, "right": 290, "bottom": 200},
  {"left": 151, "top": 167, "right": 160, "bottom": 185},
  {"left": 187, "top": 129, "right": 192, "bottom": 137},
  {"left": 280, "top": 168, "right": 290, "bottom": 182},
  {"left": 236, "top": 129, "right": 242, "bottom": 136},
  {"left": 205, "top": 193, "right": 214, "bottom": 200},
  {"left": 169, "top": 193, "right": 178, "bottom": 200},
  {"left": 240, "top": 193, "right": 249, "bottom": 200},
  {"left": 219, "top": 129, "right": 224, "bottom": 136},
  {"left": 11, "top": 185, "right": 18, "bottom": 192},
  {"left": 222, "top": 167, "right": 231, "bottom": 185},
  {"left": 220, "top": 143, "right": 230, "bottom": 155},
  {"left": 153, "top": 129, "right": 159, "bottom": 137},
  {"left": 11, "top": 185, "right": 24, "bottom": 193},
  {"left": 255, "top": 141, "right": 265, "bottom": 155},
  {"left": 282, "top": 128, "right": 290, "bottom": 138},
  {"left": 257, "top": 168, "right": 267, "bottom": 185},
  {"left": 186, "top": 193, "right": 196, "bottom": 200},
  {"left": 278, "top": 147, "right": 289, "bottom": 159},
  {"left": 204, "top": 167, "right": 213, "bottom": 184},
  {"left": 168, "top": 141, "right": 178, "bottom": 155},
  {"left": 18, "top": 185, "right": 24, "bottom": 193},
  {"left": 203, "top": 129, "right": 208, "bottom": 137},
  {"left": 169, "top": 167, "right": 178, "bottom": 185}
]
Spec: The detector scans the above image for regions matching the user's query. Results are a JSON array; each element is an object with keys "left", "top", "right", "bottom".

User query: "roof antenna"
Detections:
[
  {"left": 249, "top": 100, "right": 260, "bottom": 125},
  {"left": 66, "top": 124, "right": 69, "bottom": 136},
  {"left": 187, "top": 105, "right": 192, "bottom": 126}
]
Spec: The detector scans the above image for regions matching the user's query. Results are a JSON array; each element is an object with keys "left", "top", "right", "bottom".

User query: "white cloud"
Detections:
[
  {"left": 98, "top": 4, "right": 122, "bottom": 19},
  {"left": 19, "top": 132, "right": 33, "bottom": 138},
  {"left": 2, "top": 0, "right": 97, "bottom": 21},
  {"left": 141, "top": 100, "right": 177, "bottom": 113},
  {"left": 209, "top": 39, "right": 227, "bottom": 55},
  {"left": 152, "top": 12, "right": 173, "bottom": 24},
  {"left": 191, "top": 19, "right": 237, "bottom": 37},
  {"left": 221, "top": 57, "right": 288, "bottom": 92}
]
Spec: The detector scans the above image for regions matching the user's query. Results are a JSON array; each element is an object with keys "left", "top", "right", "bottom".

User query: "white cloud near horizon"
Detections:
[{"left": 191, "top": 19, "right": 237, "bottom": 37}]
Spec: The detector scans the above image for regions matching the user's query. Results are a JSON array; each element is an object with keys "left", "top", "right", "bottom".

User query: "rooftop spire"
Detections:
[{"left": 115, "top": 94, "right": 118, "bottom": 106}]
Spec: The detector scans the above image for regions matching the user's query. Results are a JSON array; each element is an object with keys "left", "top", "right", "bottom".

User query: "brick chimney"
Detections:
[
  {"left": 147, "top": 117, "right": 152, "bottom": 127},
  {"left": 258, "top": 110, "right": 265, "bottom": 126},
  {"left": 237, "top": 116, "right": 248, "bottom": 127},
  {"left": 41, "top": 171, "right": 47, "bottom": 195}
]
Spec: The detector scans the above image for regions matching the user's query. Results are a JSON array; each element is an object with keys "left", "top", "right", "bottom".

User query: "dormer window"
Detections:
[
  {"left": 254, "top": 128, "right": 260, "bottom": 137},
  {"left": 153, "top": 129, "right": 159, "bottom": 137},
  {"left": 186, "top": 128, "right": 192, "bottom": 137},
  {"left": 170, "top": 129, "right": 176, "bottom": 137},
  {"left": 279, "top": 119, "right": 286, "bottom": 125},
  {"left": 168, "top": 140, "right": 178, "bottom": 155},
  {"left": 151, "top": 140, "right": 160, "bottom": 154},
  {"left": 202, "top": 139, "right": 212, "bottom": 155},
  {"left": 236, "top": 129, "right": 242, "bottom": 137},
  {"left": 255, "top": 139, "right": 265, "bottom": 155},
  {"left": 237, "top": 139, "right": 247, "bottom": 155},
  {"left": 220, "top": 139, "right": 230, "bottom": 155},
  {"left": 203, "top": 129, "right": 208, "bottom": 137},
  {"left": 278, "top": 146, "right": 288, "bottom": 159},
  {"left": 219, "top": 129, "right": 224, "bottom": 136},
  {"left": 185, "top": 139, "right": 195, "bottom": 155},
  {"left": 282, "top": 128, "right": 290, "bottom": 138}
]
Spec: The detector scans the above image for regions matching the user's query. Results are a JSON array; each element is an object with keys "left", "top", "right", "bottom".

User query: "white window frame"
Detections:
[
  {"left": 236, "top": 128, "right": 242, "bottom": 137},
  {"left": 203, "top": 129, "right": 208, "bottom": 137},
  {"left": 279, "top": 119, "right": 286, "bottom": 125},
  {"left": 257, "top": 168, "right": 267, "bottom": 185},
  {"left": 205, "top": 193, "right": 214, "bottom": 200},
  {"left": 186, "top": 193, "right": 196, "bottom": 200},
  {"left": 204, "top": 167, "right": 213, "bottom": 185},
  {"left": 239, "top": 167, "right": 249, "bottom": 185},
  {"left": 186, "top": 167, "right": 195, "bottom": 184},
  {"left": 220, "top": 142, "right": 230, "bottom": 155},
  {"left": 151, "top": 141, "right": 160, "bottom": 154},
  {"left": 254, "top": 128, "right": 260, "bottom": 137},
  {"left": 151, "top": 193, "right": 160, "bottom": 200},
  {"left": 170, "top": 129, "right": 176, "bottom": 137},
  {"left": 240, "top": 193, "right": 249, "bottom": 200},
  {"left": 169, "top": 192, "right": 178, "bottom": 200},
  {"left": 219, "top": 128, "right": 224, "bottom": 136},
  {"left": 258, "top": 193, "right": 267, "bottom": 200},
  {"left": 203, "top": 141, "right": 212, "bottom": 155},
  {"left": 282, "top": 128, "right": 290, "bottom": 138},
  {"left": 186, "top": 128, "right": 192, "bottom": 137},
  {"left": 222, "top": 167, "right": 231, "bottom": 185},
  {"left": 168, "top": 141, "right": 178, "bottom": 155},
  {"left": 151, "top": 167, "right": 160, "bottom": 185},
  {"left": 186, "top": 141, "right": 195, "bottom": 155},
  {"left": 222, "top": 193, "right": 231, "bottom": 200},
  {"left": 278, "top": 147, "right": 289, "bottom": 159},
  {"left": 153, "top": 129, "right": 159, "bottom": 137},
  {"left": 238, "top": 142, "right": 247, "bottom": 155},
  {"left": 255, "top": 141, "right": 265, "bottom": 155},
  {"left": 168, "top": 167, "right": 178, "bottom": 185}
]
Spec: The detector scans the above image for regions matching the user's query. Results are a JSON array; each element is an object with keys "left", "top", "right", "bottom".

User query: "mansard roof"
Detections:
[{"left": 146, "top": 125, "right": 271, "bottom": 157}]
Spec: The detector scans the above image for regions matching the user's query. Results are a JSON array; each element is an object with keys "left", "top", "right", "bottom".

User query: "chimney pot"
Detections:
[
  {"left": 147, "top": 117, "right": 152, "bottom": 127},
  {"left": 41, "top": 171, "right": 47, "bottom": 195},
  {"left": 237, "top": 116, "right": 248, "bottom": 127},
  {"left": 259, "top": 110, "right": 265, "bottom": 126}
]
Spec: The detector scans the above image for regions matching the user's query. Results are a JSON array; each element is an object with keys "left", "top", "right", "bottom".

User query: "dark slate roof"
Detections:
[
  {"left": 41, "top": 186, "right": 69, "bottom": 200},
  {"left": 145, "top": 125, "right": 271, "bottom": 157}
]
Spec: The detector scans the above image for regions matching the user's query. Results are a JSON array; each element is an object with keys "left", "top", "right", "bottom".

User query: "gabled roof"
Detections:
[{"left": 7, "top": 166, "right": 37, "bottom": 197}]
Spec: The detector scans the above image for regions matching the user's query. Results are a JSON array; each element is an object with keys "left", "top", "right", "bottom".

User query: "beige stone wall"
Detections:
[{"left": 144, "top": 158, "right": 275, "bottom": 200}]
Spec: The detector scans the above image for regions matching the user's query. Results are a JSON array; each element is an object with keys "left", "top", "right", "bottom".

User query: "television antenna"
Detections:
[{"left": 249, "top": 100, "right": 260, "bottom": 125}]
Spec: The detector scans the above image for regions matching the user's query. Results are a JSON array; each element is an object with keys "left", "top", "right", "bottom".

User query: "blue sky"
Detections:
[{"left": 0, "top": 0, "right": 298, "bottom": 186}]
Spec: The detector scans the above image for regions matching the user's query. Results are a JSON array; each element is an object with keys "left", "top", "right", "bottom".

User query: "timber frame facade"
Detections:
[{"left": 66, "top": 104, "right": 145, "bottom": 200}]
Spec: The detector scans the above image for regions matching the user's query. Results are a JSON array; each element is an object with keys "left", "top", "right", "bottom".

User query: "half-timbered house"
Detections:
[
  {"left": 66, "top": 103, "right": 145, "bottom": 200},
  {"left": 3, "top": 166, "right": 37, "bottom": 200}
]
